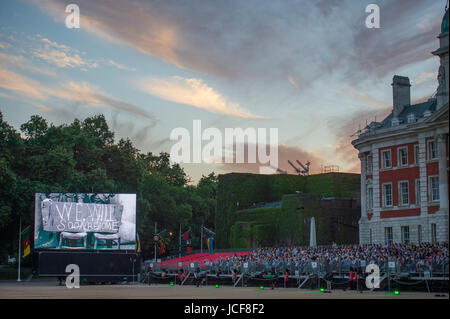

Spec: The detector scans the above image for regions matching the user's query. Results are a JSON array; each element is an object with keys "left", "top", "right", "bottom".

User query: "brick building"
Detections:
[{"left": 352, "top": 9, "right": 449, "bottom": 245}]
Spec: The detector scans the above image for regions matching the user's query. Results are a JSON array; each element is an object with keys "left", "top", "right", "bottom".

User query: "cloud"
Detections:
[
  {"left": 340, "top": 85, "right": 391, "bottom": 109},
  {"left": 138, "top": 76, "right": 263, "bottom": 119},
  {"left": 411, "top": 72, "right": 436, "bottom": 86},
  {"left": 0, "top": 68, "right": 47, "bottom": 100},
  {"left": 32, "top": 0, "right": 444, "bottom": 91},
  {"left": 0, "top": 91, "right": 13, "bottom": 99},
  {"left": 108, "top": 59, "right": 136, "bottom": 71},
  {"left": 110, "top": 111, "right": 158, "bottom": 151},
  {"left": 328, "top": 107, "right": 392, "bottom": 173},
  {"left": 0, "top": 68, "right": 154, "bottom": 120},
  {"left": 348, "top": 0, "right": 441, "bottom": 82},
  {"left": 219, "top": 142, "right": 327, "bottom": 175},
  {"left": 287, "top": 76, "right": 300, "bottom": 89},
  {"left": 0, "top": 42, "right": 11, "bottom": 49},
  {"left": 0, "top": 52, "right": 56, "bottom": 76},
  {"left": 32, "top": 40, "right": 98, "bottom": 69},
  {"left": 40, "top": 37, "right": 74, "bottom": 52}
]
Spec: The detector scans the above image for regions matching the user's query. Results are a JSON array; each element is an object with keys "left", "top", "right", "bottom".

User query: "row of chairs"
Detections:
[{"left": 58, "top": 232, "right": 120, "bottom": 249}]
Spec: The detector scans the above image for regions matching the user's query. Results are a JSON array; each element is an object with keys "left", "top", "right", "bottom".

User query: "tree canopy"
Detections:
[{"left": 0, "top": 112, "right": 217, "bottom": 261}]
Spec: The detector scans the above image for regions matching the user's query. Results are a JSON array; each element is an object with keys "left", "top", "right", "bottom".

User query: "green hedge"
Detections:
[{"left": 216, "top": 172, "right": 360, "bottom": 248}]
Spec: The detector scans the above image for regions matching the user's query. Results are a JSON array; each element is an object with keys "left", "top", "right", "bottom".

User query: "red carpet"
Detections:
[{"left": 160, "top": 252, "right": 250, "bottom": 268}]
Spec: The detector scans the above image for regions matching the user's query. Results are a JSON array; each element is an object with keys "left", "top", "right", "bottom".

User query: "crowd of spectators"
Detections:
[{"left": 209, "top": 243, "right": 449, "bottom": 274}]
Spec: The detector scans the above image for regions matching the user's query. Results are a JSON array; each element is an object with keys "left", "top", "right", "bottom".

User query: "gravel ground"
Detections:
[{"left": 0, "top": 280, "right": 445, "bottom": 299}]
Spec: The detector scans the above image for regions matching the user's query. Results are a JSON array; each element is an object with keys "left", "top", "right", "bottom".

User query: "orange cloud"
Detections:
[
  {"left": 0, "top": 68, "right": 47, "bottom": 100},
  {"left": 0, "top": 68, "right": 153, "bottom": 119},
  {"left": 138, "top": 76, "right": 263, "bottom": 119}
]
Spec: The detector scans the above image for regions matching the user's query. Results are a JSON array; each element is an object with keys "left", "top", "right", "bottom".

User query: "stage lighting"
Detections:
[
  {"left": 216, "top": 284, "right": 219, "bottom": 288},
  {"left": 260, "top": 286, "right": 264, "bottom": 290},
  {"left": 170, "top": 282, "right": 174, "bottom": 286},
  {"left": 320, "top": 288, "right": 325, "bottom": 292},
  {"left": 394, "top": 290, "right": 399, "bottom": 295}
]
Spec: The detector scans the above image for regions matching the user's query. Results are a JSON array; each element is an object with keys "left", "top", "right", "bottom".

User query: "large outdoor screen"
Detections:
[{"left": 34, "top": 193, "right": 136, "bottom": 250}]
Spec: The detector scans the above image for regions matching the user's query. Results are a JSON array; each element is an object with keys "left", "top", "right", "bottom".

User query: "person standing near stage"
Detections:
[
  {"left": 284, "top": 269, "right": 289, "bottom": 288},
  {"left": 194, "top": 268, "right": 200, "bottom": 287},
  {"left": 349, "top": 268, "right": 358, "bottom": 290}
]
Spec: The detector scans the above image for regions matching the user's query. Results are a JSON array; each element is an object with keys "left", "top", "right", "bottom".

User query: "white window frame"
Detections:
[
  {"left": 431, "top": 224, "right": 437, "bottom": 244},
  {"left": 429, "top": 175, "right": 440, "bottom": 202},
  {"left": 415, "top": 179, "right": 421, "bottom": 205},
  {"left": 385, "top": 227, "right": 393, "bottom": 245},
  {"left": 428, "top": 140, "right": 437, "bottom": 160},
  {"left": 382, "top": 182, "right": 393, "bottom": 207},
  {"left": 398, "top": 146, "right": 408, "bottom": 167},
  {"left": 398, "top": 180, "right": 409, "bottom": 206},
  {"left": 366, "top": 155, "right": 373, "bottom": 174},
  {"left": 401, "top": 226, "right": 410, "bottom": 244},
  {"left": 381, "top": 149, "right": 392, "bottom": 169},
  {"left": 418, "top": 225, "right": 422, "bottom": 244},
  {"left": 367, "top": 186, "right": 373, "bottom": 210},
  {"left": 414, "top": 144, "right": 419, "bottom": 165}
]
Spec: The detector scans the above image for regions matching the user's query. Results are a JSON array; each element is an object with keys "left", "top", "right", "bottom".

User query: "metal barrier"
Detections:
[{"left": 142, "top": 259, "right": 448, "bottom": 289}]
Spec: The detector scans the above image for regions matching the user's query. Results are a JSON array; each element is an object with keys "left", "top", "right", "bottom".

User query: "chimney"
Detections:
[{"left": 392, "top": 75, "right": 411, "bottom": 117}]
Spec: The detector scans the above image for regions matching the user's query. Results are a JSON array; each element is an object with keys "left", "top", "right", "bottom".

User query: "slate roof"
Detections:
[{"left": 379, "top": 98, "right": 437, "bottom": 129}]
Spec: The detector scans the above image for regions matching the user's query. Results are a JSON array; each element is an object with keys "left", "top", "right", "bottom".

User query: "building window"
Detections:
[
  {"left": 367, "top": 186, "right": 373, "bottom": 210},
  {"left": 429, "top": 176, "right": 440, "bottom": 202},
  {"left": 418, "top": 225, "right": 422, "bottom": 244},
  {"left": 431, "top": 224, "right": 437, "bottom": 243},
  {"left": 369, "top": 229, "right": 372, "bottom": 244},
  {"left": 391, "top": 117, "right": 400, "bottom": 126},
  {"left": 366, "top": 155, "right": 373, "bottom": 174},
  {"left": 399, "top": 181, "right": 409, "bottom": 206},
  {"left": 414, "top": 144, "right": 419, "bottom": 165},
  {"left": 382, "top": 183, "right": 393, "bottom": 207},
  {"left": 385, "top": 227, "right": 393, "bottom": 245},
  {"left": 428, "top": 140, "right": 437, "bottom": 160},
  {"left": 381, "top": 150, "right": 392, "bottom": 169},
  {"left": 401, "top": 226, "right": 410, "bottom": 244},
  {"left": 415, "top": 179, "right": 421, "bottom": 205},
  {"left": 398, "top": 147, "right": 408, "bottom": 167}
]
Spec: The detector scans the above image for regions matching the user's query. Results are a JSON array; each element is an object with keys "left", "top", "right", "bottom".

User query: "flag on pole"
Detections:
[
  {"left": 181, "top": 228, "right": 191, "bottom": 240},
  {"left": 209, "top": 235, "right": 214, "bottom": 253},
  {"left": 22, "top": 226, "right": 31, "bottom": 258},
  {"left": 159, "top": 240, "right": 165, "bottom": 256}
]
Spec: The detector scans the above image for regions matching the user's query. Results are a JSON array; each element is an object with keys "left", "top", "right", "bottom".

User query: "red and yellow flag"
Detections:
[{"left": 22, "top": 227, "right": 31, "bottom": 258}]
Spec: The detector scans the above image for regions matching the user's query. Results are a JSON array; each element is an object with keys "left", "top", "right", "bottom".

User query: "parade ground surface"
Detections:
[{"left": 0, "top": 279, "right": 447, "bottom": 299}]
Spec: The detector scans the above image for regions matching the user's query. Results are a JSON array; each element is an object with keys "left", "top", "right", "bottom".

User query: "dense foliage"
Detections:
[
  {"left": 0, "top": 112, "right": 218, "bottom": 262},
  {"left": 215, "top": 172, "right": 360, "bottom": 248}
]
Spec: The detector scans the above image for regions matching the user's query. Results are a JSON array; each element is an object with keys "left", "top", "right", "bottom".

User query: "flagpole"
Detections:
[
  {"left": 201, "top": 224, "right": 203, "bottom": 254},
  {"left": 179, "top": 224, "right": 181, "bottom": 258},
  {"left": 154, "top": 222, "right": 157, "bottom": 262},
  {"left": 17, "top": 217, "right": 21, "bottom": 282}
]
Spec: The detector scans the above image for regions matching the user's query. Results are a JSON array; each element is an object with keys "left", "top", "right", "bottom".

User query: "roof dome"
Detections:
[{"left": 442, "top": 8, "right": 449, "bottom": 34}]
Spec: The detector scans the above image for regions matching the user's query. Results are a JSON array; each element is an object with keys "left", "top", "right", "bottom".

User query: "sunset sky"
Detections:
[{"left": 0, "top": 0, "right": 446, "bottom": 183}]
